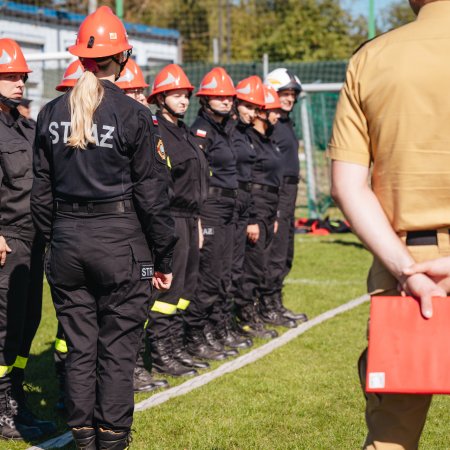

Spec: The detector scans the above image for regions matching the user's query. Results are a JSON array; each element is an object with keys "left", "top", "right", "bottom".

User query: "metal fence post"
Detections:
[
  {"left": 262, "top": 53, "right": 269, "bottom": 79},
  {"left": 300, "top": 92, "right": 318, "bottom": 218}
]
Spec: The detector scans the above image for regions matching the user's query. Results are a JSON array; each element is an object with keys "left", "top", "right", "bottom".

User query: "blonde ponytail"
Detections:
[{"left": 68, "top": 71, "right": 104, "bottom": 149}]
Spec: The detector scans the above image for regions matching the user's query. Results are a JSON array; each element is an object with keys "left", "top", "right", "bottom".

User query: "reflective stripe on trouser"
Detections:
[
  {"left": 361, "top": 229, "right": 450, "bottom": 450},
  {"left": 0, "top": 236, "right": 44, "bottom": 391},
  {"left": 0, "top": 354, "right": 27, "bottom": 377},
  {"left": 0, "top": 366, "right": 12, "bottom": 377},
  {"left": 55, "top": 337, "right": 68, "bottom": 354},
  {"left": 148, "top": 216, "right": 200, "bottom": 339},
  {"left": 13, "top": 356, "right": 28, "bottom": 369},
  {"left": 177, "top": 298, "right": 190, "bottom": 310},
  {"left": 151, "top": 301, "right": 177, "bottom": 315}
]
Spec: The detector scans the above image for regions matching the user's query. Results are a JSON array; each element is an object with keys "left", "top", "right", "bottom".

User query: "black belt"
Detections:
[
  {"left": 252, "top": 183, "right": 279, "bottom": 194},
  {"left": 238, "top": 181, "right": 252, "bottom": 193},
  {"left": 56, "top": 200, "right": 135, "bottom": 213},
  {"left": 208, "top": 187, "right": 237, "bottom": 199},
  {"left": 284, "top": 176, "right": 299, "bottom": 185},
  {"left": 406, "top": 230, "right": 446, "bottom": 246}
]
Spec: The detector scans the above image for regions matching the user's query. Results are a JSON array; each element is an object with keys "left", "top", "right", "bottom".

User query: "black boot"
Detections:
[
  {"left": 216, "top": 317, "right": 253, "bottom": 349},
  {"left": 10, "top": 368, "right": 57, "bottom": 436},
  {"left": 185, "top": 327, "right": 227, "bottom": 361},
  {"left": 134, "top": 338, "right": 169, "bottom": 391},
  {"left": 172, "top": 329, "right": 210, "bottom": 369},
  {"left": 97, "top": 428, "right": 131, "bottom": 450},
  {"left": 72, "top": 427, "right": 97, "bottom": 450},
  {"left": 236, "top": 303, "right": 278, "bottom": 339},
  {"left": 151, "top": 337, "right": 198, "bottom": 377},
  {"left": 274, "top": 293, "right": 308, "bottom": 322},
  {"left": 204, "top": 323, "right": 238, "bottom": 357},
  {"left": 258, "top": 296, "right": 297, "bottom": 328},
  {"left": 133, "top": 366, "right": 169, "bottom": 392},
  {"left": 0, "top": 388, "right": 42, "bottom": 440}
]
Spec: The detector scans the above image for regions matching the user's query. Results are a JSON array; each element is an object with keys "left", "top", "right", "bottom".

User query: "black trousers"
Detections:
[
  {"left": 235, "top": 191, "right": 278, "bottom": 307},
  {"left": 185, "top": 194, "right": 235, "bottom": 328},
  {"left": 45, "top": 213, "right": 152, "bottom": 431},
  {"left": 147, "top": 215, "right": 200, "bottom": 340},
  {"left": 229, "top": 189, "right": 252, "bottom": 300},
  {"left": 0, "top": 235, "right": 44, "bottom": 391},
  {"left": 261, "top": 182, "right": 297, "bottom": 299}
]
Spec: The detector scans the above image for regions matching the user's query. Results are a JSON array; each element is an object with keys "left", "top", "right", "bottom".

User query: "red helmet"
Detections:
[
  {"left": 148, "top": 64, "right": 194, "bottom": 103},
  {"left": 235, "top": 75, "right": 265, "bottom": 107},
  {"left": 262, "top": 84, "right": 282, "bottom": 110},
  {"left": 196, "top": 67, "right": 235, "bottom": 97},
  {"left": 56, "top": 60, "right": 84, "bottom": 92},
  {"left": 0, "top": 39, "right": 32, "bottom": 74},
  {"left": 115, "top": 58, "right": 149, "bottom": 90},
  {"left": 69, "top": 6, "right": 132, "bottom": 58}
]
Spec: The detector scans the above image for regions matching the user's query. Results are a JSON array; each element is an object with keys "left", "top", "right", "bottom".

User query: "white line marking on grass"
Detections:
[{"left": 27, "top": 293, "right": 369, "bottom": 450}]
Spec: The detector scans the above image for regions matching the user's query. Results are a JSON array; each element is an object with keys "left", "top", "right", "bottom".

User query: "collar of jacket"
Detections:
[{"left": 198, "top": 107, "right": 229, "bottom": 134}]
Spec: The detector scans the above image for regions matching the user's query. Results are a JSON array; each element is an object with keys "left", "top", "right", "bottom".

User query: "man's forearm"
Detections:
[{"left": 331, "top": 161, "right": 413, "bottom": 281}]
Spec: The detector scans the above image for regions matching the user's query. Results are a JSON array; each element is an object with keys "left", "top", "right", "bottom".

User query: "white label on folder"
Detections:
[{"left": 369, "top": 372, "right": 385, "bottom": 389}]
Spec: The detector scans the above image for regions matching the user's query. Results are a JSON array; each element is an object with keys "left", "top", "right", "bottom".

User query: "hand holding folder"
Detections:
[{"left": 366, "top": 296, "right": 450, "bottom": 394}]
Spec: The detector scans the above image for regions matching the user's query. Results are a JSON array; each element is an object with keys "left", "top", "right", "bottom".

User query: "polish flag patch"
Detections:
[
  {"left": 151, "top": 115, "right": 159, "bottom": 126},
  {"left": 196, "top": 129, "right": 207, "bottom": 138}
]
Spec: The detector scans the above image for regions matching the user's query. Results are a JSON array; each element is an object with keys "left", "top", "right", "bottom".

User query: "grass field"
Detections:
[{"left": 8, "top": 233, "right": 450, "bottom": 450}]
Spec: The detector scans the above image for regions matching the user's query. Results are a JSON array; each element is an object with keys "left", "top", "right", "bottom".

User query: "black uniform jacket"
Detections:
[
  {"left": 227, "top": 119, "right": 256, "bottom": 184},
  {"left": 246, "top": 126, "right": 283, "bottom": 223},
  {"left": 190, "top": 108, "right": 237, "bottom": 190},
  {"left": 0, "top": 108, "right": 36, "bottom": 241},
  {"left": 31, "top": 80, "right": 177, "bottom": 273},
  {"left": 156, "top": 112, "right": 209, "bottom": 217},
  {"left": 272, "top": 116, "right": 300, "bottom": 179}
]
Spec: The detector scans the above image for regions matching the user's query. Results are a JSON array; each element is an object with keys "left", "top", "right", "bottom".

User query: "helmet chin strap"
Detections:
[
  {"left": 112, "top": 49, "right": 132, "bottom": 81},
  {"left": 205, "top": 101, "right": 231, "bottom": 118},
  {"left": 0, "top": 94, "right": 21, "bottom": 109},
  {"left": 256, "top": 111, "right": 274, "bottom": 135},
  {"left": 162, "top": 95, "right": 185, "bottom": 119}
]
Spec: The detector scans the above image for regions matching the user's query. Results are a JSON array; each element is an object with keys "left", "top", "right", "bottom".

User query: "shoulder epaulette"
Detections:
[{"left": 352, "top": 30, "right": 391, "bottom": 55}]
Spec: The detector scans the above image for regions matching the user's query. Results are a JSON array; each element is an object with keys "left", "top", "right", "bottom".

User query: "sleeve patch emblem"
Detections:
[
  {"left": 196, "top": 129, "right": 207, "bottom": 138},
  {"left": 156, "top": 138, "right": 166, "bottom": 161}
]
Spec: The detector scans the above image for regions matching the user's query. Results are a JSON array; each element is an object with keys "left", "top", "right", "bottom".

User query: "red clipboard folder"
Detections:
[{"left": 366, "top": 296, "right": 450, "bottom": 394}]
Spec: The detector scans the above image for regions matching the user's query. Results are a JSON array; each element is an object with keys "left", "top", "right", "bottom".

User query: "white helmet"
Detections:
[{"left": 264, "top": 68, "right": 302, "bottom": 93}]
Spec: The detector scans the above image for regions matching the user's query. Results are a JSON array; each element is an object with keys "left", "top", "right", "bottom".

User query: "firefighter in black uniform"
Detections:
[
  {"left": 52, "top": 57, "right": 169, "bottom": 409},
  {"left": 185, "top": 67, "right": 238, "bottom": 361},
  {"left": 146, "top": 64, "right": 210, "bottom": 376},
  {"left": 226, "top": 75, "right": 270, "bottom": 349},
  {"left": 0, "top": 38, "right": 56, "bottom": 441},
  {"left": 235, "top": 85, "right": 296, "bottom": 337},
  {"left": 263, "top": 68, "right": 308, "bottom": 324},
  {"left": 117, "top": 57, "right": 170, "bottom": 393},
  {"left": 31, "top": 7, "right": 176, "bottom": 449}
]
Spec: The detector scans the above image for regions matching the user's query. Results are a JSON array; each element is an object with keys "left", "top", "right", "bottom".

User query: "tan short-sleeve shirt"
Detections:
[{"left": 328, "top": 1, "right": 450, "bottom": 232}]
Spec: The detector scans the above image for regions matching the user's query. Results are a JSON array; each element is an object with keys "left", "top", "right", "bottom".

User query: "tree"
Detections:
[
  {"left": 381, "top": 1, "right": 416, "bottom": 31},
  {"left": 118, "top": 0, "right": 370, "bottom": 62},
  {"left": 230, "top": 0, "right": 366, "bottom": 62}
]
